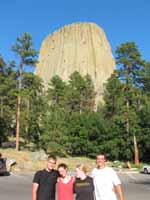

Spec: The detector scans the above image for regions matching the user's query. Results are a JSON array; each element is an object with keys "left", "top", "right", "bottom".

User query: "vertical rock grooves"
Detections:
[
  {"left": 89, "top": 23, "right": 97, "bottom": 79},
  {"left": 35, "top": 22, "right": 115, "bottom": 103}
]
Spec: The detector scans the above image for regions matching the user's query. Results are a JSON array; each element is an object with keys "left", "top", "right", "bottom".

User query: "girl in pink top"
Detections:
[{"left": 57, "top": 163, "right": 75, "bottom": 200}]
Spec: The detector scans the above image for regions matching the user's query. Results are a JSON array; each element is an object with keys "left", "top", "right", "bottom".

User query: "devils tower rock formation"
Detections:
[{"left": 35, "top": 22, "right": 115, "bottom": 103}]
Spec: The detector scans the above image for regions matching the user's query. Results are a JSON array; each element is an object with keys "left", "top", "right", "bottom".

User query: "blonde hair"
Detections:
[{"left": 76, "top": 164, "right": 88, "bottom": 174}]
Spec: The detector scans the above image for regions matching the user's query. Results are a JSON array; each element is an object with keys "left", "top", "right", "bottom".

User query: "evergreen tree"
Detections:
[
  {"left": 47, "top": 75, "right": 67, "bottom": 106},
  {"left": 0, "top": 55, "right": 17, "bottom": 145},
  {"left": 66, "top": 71, "right": 95, "bottom": 113},
  {"left": 138, "top": 61, "right": 150, "bottom": 161},
  {"left": 40, "top": 104, "right": 67, "bottom": 155},
  {"left": 40, "top": 72, "right": 96, "bottom": 155},
  {"left": 12, "top": 32, "right": 37, "bottom": 150},
  {"left": 114, "top": 42, "right": 144, "bottom": 163},
  {"left": 140, "top": 61, "right": 150, "bottom": 94},
  {"left": 20, "top": 72, "right": 44, "bottom": 145},
  {"left": 65, "top": 111, "right": 110, "bottom": 157},
  {"left": 40, "top": 75, "right": 67, "bottom": 154}
]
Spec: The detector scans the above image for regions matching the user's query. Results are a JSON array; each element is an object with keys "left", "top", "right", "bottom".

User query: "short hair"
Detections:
[
  {"left": 76, "top": 164, "right": 88, "bottom": 174},
  {"left": 58, "top": 163, "right": 68, "bottom": 170},
  {"left": 47, "top": 154, "right": 57, "bottom": 163},
  {"left": 96, "top": 153, "right": 107, "bottom": 160}
]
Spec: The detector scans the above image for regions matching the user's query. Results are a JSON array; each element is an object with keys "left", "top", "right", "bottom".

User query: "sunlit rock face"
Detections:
[{"left": 35, "top": 22, "right": 115, "bottom": 104}]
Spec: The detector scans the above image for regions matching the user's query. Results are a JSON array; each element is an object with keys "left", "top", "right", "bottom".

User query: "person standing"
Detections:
[
  {"left": 74, "top": 164, "right": 95, "bottom": 200},
  {"left": 92, "top": 153, "right": 124, "bottom": 200},
  {"left": 32, "top": 155, "right": 59, "bottom": 200},
  {"left": 57, "top": 163, "right": 74, "bottom": 200}
]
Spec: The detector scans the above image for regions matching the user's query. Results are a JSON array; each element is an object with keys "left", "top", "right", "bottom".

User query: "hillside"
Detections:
[{"left": 0, "top": 149, "right": 96, "bottom": 173}]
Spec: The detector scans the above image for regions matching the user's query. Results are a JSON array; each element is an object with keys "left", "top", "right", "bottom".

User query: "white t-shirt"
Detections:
[{"left": 91, "top": 167, "right": 121, "bottom": 200}]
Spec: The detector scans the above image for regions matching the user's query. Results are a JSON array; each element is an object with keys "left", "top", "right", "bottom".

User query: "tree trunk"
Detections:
[
  {"left": 25, "top": 98, "right": 30, "bottom": 144},
  {"left": 0, "top": 97, "right": 3, "bottom": 118},
  {"left": 16, "top": 63, "right": 23, "bottom": 151},
  {"left": 134, "top": 134, "right": 139, "bottom": 164},
  {"left": 16, "top": 95, "right": 21, "bottom": 151},
  {"left": 126, "top": 99, "right": 130, "bottom": 134}
]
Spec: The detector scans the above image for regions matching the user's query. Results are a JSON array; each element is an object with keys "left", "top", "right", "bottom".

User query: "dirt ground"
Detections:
[{"left": 0, "top": 148, "right": 96, "bottom": 172}]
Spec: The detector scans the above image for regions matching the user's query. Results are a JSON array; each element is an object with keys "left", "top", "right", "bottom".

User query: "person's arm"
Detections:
[
  {"left": 73, "top": 180, "right": 77, "bottom": 200},
  {"left": 90, "top": 177, "right": 95, "bottom": 200},
  {"left": 111, "top": 168, "right": 124, "bottom": 200},
  {"left": 115, "top": 184, "right": 124, "bottom": 200},
  {"left": 32, "top": 183, "right": 39, "bottom": 200}
]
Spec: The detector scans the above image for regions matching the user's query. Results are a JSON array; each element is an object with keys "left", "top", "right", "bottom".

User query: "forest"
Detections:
[{"left": 0, "top": 33, "right": 150, "bottom": 164}]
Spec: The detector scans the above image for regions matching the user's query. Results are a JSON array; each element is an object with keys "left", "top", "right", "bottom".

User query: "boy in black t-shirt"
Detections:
[{"left": 32, "top": 155, "right": 59, "bottom": 200}]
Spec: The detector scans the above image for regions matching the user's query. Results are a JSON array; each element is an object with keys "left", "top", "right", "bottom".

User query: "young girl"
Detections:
[
  {"left": 57, "top": 163, "right": 75, "bottom": 200},
  {"left": 73, "top": 164, "right": 94, "bottom": 200}
]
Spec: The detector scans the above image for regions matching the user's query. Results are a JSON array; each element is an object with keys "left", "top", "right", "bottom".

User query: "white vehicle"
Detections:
[{"left": 143, "top": 165, "right": 150, "bottom": 174}]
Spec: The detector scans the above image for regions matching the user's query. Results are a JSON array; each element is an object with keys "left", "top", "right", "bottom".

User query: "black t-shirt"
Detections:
[
  {"left": 73, "top": 176, "right": 94, "bottom": 200},
  {"left": 33, "top": 169, "right": 59, "bottom": 200}
]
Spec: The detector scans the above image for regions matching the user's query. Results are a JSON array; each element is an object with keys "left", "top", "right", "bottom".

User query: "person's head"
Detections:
[
  {"left": 57, "top": 163, "right": 68, "bottom": 178},
  {"left": 47, "top": 155, "right": 57, "bottom": 171},
  {"left": 96, "top": 153, "right": 106, "bottom": 169},
  {"left": 75, "top": 164, "right": 88, "bottom": 178}
]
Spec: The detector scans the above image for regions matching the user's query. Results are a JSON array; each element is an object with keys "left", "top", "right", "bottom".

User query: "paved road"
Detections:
[
  {"left": 119, "top": 172, "right": 150, "bottom": 200},
  {"left": 0, "top": 172, "right": 32, "bottom": 200},
  {"left": 0, "top": 172, "right": 150, "bottom": 200}
]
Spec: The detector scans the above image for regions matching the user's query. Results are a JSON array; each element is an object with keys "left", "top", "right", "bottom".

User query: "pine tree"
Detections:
[
  {"left": 20, "top": 72, "right": 44, "bottom": 144},
  {"left": 115, "top": 42, "right": 144, "bottom": 164},
  {"left": 0, "top": 56, "right": 17, "bottom": 145},
  {"left": 12, "top": 33, "right": 37, "bottom": 150}
]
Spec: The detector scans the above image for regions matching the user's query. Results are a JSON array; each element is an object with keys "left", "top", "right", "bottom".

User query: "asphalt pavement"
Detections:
[{"left": 0, "top": 172, "right": 150, "bottom": 200}]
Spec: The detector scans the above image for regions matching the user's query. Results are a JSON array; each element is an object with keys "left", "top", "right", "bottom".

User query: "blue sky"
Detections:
[{"left": 0, "top": 0, "right": 150, "bottom": 66}]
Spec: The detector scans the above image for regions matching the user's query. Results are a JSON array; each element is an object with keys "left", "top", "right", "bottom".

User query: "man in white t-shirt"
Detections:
[{"left": 91, "top": 153, "right": 124, "bottom": 200}]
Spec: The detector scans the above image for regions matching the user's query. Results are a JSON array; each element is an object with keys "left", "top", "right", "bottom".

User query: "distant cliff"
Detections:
[{"left": 35, "top": 22, "right": 115, "bottom": 103}]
